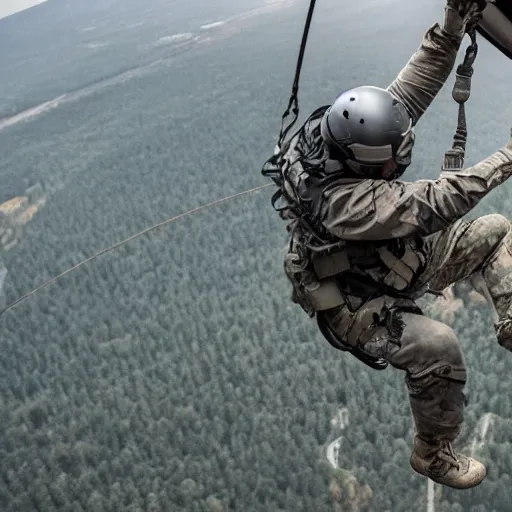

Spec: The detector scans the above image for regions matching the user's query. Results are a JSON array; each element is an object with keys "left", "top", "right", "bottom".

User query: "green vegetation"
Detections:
[{"left": 1, "top": 0, "right": 512, "bottom": 510}]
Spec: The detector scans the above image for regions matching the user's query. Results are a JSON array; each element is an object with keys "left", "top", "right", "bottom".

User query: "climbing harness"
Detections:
[
  {"left": 442, "top": 27, "right": 479, "bottom": 171},
  {"left": 0, "top": 183, "right": 272, "bottom": 317}
]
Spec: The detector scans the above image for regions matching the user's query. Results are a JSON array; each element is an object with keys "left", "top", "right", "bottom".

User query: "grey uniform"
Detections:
[{"left": 282, "top": 9, "right": 512, "bottom": 444}]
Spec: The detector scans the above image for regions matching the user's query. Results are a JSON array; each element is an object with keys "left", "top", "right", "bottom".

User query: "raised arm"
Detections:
[
  {"left": 387, "top": 1, "right": 484, "bottom": 125},
  {"left": 319, "top": 139, "right": 512, "bottom": 241}
]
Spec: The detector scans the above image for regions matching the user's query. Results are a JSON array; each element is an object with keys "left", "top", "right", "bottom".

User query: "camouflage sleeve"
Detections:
[
  {"left": 386, "top": 12, "right": 464, "bottom": 125},
  {"left": 321, "top": 141, "right": 512, "bottom": 241}
]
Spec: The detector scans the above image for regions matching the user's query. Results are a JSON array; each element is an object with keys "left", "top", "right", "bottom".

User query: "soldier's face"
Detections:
[{"left": 382, "top": 158, "right": 398, "bottom": 180}]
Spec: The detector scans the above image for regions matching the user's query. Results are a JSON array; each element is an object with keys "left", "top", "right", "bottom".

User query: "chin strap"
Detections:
[{"left": 442, "top": 28, "right": 478, "bottom": 171}]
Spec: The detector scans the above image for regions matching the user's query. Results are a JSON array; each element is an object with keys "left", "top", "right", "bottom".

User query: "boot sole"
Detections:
[{"left": 410, "top": 455, "right": 487, "bottom": 490}]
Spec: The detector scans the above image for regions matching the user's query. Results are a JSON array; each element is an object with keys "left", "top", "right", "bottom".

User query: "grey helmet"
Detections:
[{"left": 320, "top": 86, "right": 415, "bottom": 179}]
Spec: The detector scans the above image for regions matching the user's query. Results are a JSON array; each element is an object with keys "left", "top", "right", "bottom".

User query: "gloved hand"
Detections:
[{"left": 443, "top": 0, "right": 486, "bottom": 38}]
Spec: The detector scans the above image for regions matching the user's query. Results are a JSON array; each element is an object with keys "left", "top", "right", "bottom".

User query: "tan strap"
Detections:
[
  {"left": 304, "top": 278, "right": 346, "bottom": 311},
  {"left": 383, "top": 272, "right": 409, "bottom": 291},
  {"left": 401, "top": 244, "right": 423, "bottom": 270},
  {"left": 377, "top": 246, "right": 415, "bottom": 283},
  {"left": 311, "top": 249, "right": 350, "bottom": 279}
]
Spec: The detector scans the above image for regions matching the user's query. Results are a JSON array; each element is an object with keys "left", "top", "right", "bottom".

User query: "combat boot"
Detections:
[{"left": 410, "top": 435, "right": 486, "bottom": 489}]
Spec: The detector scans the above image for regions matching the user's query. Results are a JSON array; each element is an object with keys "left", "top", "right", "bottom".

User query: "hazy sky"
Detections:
[{"left": 0, "top": 0, "right": 47, "bottom": 20}]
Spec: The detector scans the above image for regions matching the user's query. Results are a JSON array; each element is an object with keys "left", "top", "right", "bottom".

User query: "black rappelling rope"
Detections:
[
  {"left": 0, "top": 184, "right": 272, "bottom": 317},
  {"left": 261, "top": 0, "right": 317, "bottom": 201},
  {"left": 277, "top": 0, "right": 317, "bottom": 146}
]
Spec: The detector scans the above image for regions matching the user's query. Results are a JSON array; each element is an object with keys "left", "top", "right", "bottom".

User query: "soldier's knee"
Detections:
[
  {"left": 475, "top": 214, "right": 510, "bottom": 244},
  {"left": 422, "top": 322, "right": 465, "bottom": 370},
  {"left": 400, "top": 315, "right": 466, "bottom": 381},
  {"left": 405, "top": 328, "right": 467, "bottom": 399}
]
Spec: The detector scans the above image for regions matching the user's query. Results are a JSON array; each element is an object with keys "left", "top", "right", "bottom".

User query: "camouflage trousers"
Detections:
[
  {"left": 397, "top": 213, "right": 512, "bottom": 444},
  {"left": 330, "top": 214, "right": 512, "bottom": 444}
]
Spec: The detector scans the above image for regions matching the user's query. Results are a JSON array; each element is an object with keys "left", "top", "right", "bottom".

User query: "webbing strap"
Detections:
[{"left": 442, "top": 28, "right": 479, "bottom": 171}]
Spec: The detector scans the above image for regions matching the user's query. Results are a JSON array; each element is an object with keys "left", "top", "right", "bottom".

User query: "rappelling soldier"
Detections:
[{"left": 266, "top": 0, "right": 512, "bottom": 489}]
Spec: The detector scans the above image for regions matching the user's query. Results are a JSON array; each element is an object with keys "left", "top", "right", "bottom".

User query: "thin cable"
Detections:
[{"left": 0, "top": 183, "right": 272, "bottom": 317}]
